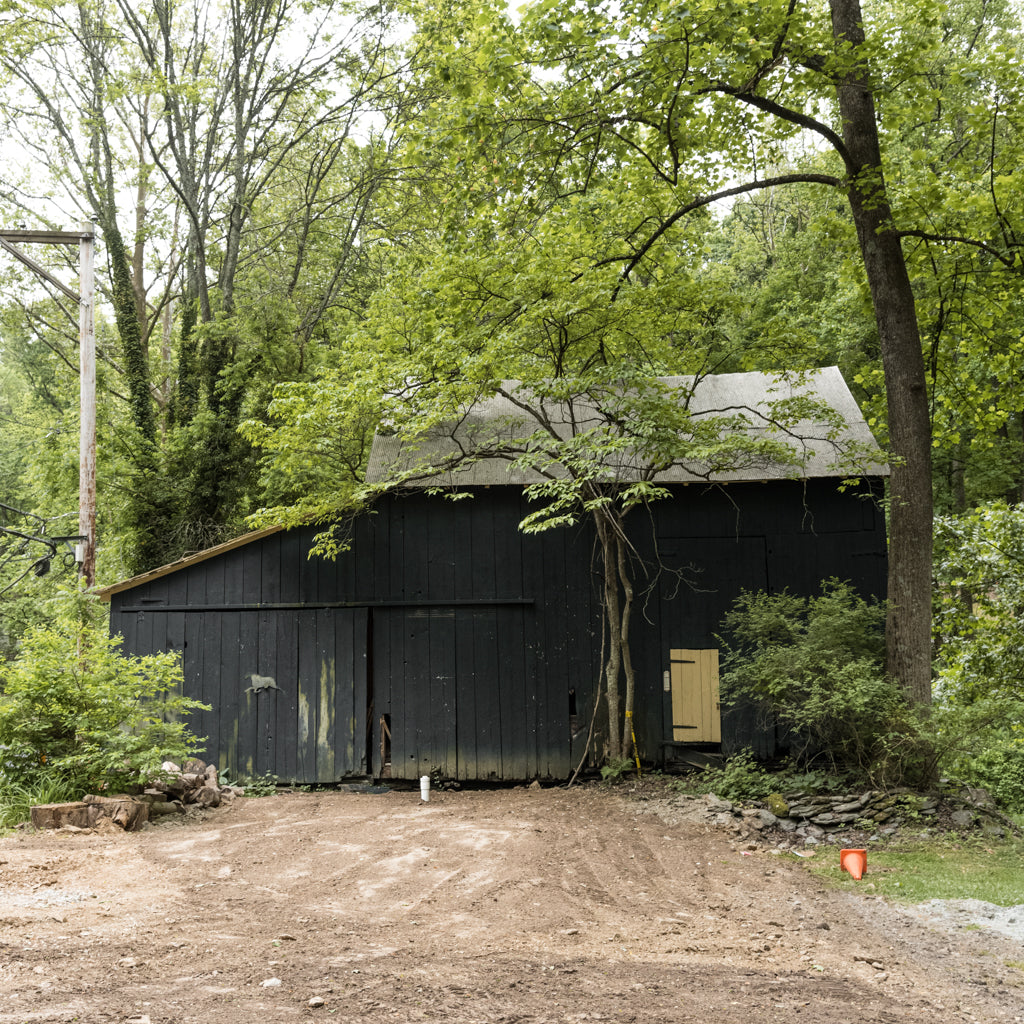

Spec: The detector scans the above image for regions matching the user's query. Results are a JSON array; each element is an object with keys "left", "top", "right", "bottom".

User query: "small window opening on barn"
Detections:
[{"left": 380, "top": 714, "right": 392, "bottom": 778}]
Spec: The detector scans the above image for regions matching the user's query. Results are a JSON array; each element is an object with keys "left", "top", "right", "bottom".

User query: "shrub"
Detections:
[
  {"left": 0, "top": 594, "right": 209, "bottom": 794},
  {"left": 717, "top": 580, "right": 927, "bottom": 786},
  {"left": 696, "top": 749, "right": 774, "bottom": 802},
  {"left": 947, "top": 726, "right": 1024, "bottom": 813}
]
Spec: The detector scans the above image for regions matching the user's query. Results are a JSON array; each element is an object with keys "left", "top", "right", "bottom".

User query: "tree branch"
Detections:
[{"left": 600, "top": 173, "right": 843, "bottom": 293}]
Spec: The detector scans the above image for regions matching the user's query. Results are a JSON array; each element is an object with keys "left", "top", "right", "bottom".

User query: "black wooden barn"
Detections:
[{"left": 99, "top": 368, "right": 888, "bottom": 784}]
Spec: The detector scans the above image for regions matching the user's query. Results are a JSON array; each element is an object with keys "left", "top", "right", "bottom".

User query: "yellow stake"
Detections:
[{"left": 625, "top": 710, "right": 641, "bottom": 779}]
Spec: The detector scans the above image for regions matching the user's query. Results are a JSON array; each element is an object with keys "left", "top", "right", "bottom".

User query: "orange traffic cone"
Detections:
[{"left": 840, "top": 848, "right": 867, "bottom": 880}]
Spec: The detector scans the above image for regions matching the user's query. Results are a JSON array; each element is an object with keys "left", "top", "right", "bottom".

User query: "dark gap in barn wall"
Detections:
[
  {"left": 470, "top": 606, "right": 501, "bottom": 779},
  {"left": 451, "top": 498, "right": 478, "bottom": 780}
]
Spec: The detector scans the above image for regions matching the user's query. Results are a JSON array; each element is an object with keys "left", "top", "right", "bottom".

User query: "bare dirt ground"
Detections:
[{"left": 1, "top": 784, "right": 1022, "bottom": 1024}]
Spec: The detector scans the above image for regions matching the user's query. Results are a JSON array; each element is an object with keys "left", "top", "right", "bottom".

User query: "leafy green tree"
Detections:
[
  {"left": 247, "top": 167, "right": 874, "bottom": 759},
  {"left": 933, "top": 502, "right": 1024, "bottom": 704},
  {"left": 394, "top": 0, "right": 1024, "bottom": 704},
  {"left": 0, "top": 0, "right": 409, "bottom": 575},
  {"left": 0, "top": 591, "right": 208, "bottom": 793}
]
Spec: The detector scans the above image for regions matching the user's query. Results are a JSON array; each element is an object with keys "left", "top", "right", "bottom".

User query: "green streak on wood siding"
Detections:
[
  {"left": 298, "top": 687, "right": 311, "bottom": 782},
  {"left": 317, "top": 658, "right": 335, "bottom": 782}
]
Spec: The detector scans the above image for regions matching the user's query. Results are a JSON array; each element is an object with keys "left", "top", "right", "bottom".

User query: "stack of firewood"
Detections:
[{"left": 141, "top": 757, "right": 245, "bottom": 816}]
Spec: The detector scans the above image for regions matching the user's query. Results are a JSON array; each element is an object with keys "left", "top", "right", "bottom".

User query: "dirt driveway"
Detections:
[{"left": 1, "top": 785, "right": 1022, "bottom": 1024}]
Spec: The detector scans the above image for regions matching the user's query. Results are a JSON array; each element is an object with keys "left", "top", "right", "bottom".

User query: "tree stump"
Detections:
[
  {"left": 83, "top": 794, "right": 150, "bottom": 830},
  {"left": 31, "top": 796, "right": 150, "bottom": 831},
  {"left": 30, "top": 801, "right": 92, "bottom": 830}
]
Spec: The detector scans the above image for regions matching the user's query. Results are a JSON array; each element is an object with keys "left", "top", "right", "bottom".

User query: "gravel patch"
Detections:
[
  {"left": 897, "top": 898, "right": 1024, "bottom": 944},
  {"left": 3, "top": 888, "right": 95, "bottom": 907}
]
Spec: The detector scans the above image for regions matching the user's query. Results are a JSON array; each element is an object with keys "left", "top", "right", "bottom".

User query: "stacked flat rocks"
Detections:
[
  {"left": 639, "top": 784, "right": 1015, "bottom": 846},
  {"left": 778, "top": 789, "right": 939, "bottom": 829}
]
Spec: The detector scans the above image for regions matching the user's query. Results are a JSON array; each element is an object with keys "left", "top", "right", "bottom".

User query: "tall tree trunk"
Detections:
[
  {"left": 105, "top": 221, "right": 156, "bottom": 444},
  {"left": 616, "top": 523, "right": 637, "bottom": 757},
  {"left": 595, "top": 513, "right": 622, "bottom": 759},
  {"left": 831, "top": 0, "right": 933, "bottom": 704}
]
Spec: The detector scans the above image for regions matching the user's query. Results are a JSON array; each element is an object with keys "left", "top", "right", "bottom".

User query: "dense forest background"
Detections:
[{"left": 0, "top": 0, "right": 1021, "bottom": 717}]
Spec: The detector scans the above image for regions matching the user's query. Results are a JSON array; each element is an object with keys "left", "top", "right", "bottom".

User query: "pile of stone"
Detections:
[
  {"left": 637, "top": 782, "right": 1017, "bottom": 847},
  {"left": 141, "top": 757, "right": 245, "bottom": 816},
  {"left": 773, "top": 784, "right": 1015, "bottom": 839},
  {"left": 773, "top": 789, "right": 938, "bottom": 829}
]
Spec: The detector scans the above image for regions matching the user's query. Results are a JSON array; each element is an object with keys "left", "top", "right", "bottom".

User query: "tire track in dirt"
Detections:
[{"left": 1, "top": 787, "right": 1021, "bottom": 1024}]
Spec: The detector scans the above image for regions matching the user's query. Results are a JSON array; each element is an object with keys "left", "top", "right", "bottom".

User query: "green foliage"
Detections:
[
  {"left": 953, "top": 730, "right": 1024, "bottom": 814},
  {"left": 0, "top": 593, "right": 209, "bottom": 794},
  {"left": 680, "top": 749, "right": 776, "bottom": 803},
  {"left": 718, "top": 581, "right": 925, "bottom": 784},
  {"left": 718, "top": 580, "right": 1024, "bottom": 791},
  {"left": 239, "top": 772, "right": 280, "bottom": 797},
  {"left": 0, "top": 770, "right": 79, "bottom": 831},
  {"left": 933, "top": 503, "right": 1024, "bottom": 704},
  {"left": 599, "top": 756, "right": 637, "bottom": 782}
]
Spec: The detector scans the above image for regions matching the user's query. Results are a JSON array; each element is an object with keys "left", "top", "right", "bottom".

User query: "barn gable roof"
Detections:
[
  {"left": 366, "top": 367, "right": 886, "bottom": 487},
  {"left": 96, "top": 525, "right": 282, "bottom": 601},
  {"left": 98, "top": 368, "right": 884, "bottom": 601}
]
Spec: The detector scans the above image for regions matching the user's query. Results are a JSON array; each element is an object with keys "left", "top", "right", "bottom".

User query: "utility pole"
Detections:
[{"left": 0, "top": 223, "right": 97, "bottom": 586}]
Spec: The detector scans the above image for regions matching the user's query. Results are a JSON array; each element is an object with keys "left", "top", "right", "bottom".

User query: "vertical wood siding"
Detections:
[{"left": 108, "top": 478, "right": 886, "bottom": 781}]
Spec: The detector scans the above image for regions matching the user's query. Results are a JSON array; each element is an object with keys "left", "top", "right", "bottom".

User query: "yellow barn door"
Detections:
[{"left": 669, "top": 649, "right": 721, "bottom": 743}]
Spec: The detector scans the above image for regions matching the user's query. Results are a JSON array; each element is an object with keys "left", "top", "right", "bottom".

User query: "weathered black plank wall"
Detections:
[
  {"left": 636, "top": 478, "right": 886, "bottom": 760},
  {"left": 107, "top": 478, "right": 885, "bottom": 782}
]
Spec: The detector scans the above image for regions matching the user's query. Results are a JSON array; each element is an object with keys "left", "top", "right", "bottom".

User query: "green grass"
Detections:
[
  {"left": 0, "top": 773, "right": 81, "bottom": 832},
  {"left": 800, "top": 838, "right": 1024, "bottom": 906}
]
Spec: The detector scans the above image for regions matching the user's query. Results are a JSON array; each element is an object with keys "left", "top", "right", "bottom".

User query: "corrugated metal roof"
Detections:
[{"left": 365, "top": 368, "right": 887, "bottom": 487}]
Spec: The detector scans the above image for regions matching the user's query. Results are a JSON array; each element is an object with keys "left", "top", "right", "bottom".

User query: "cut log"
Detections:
[
  {"left": 82, "top": 794, "right": 150, "bottom": 831},
  {"left": 148, "top": 800, "right": 184, "bottom": 816},
  {"left": 194, "top": 785, "right": 221, "bottom": 809},
  {"left": 30, "top": 801, "right": 92, "bottom": 830}
]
